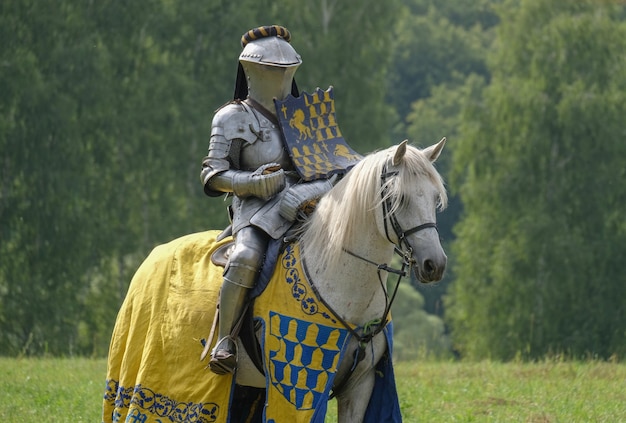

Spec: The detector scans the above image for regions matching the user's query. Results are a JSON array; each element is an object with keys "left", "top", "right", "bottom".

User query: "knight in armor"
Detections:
[{"left": 200, "top": 26, "right": 334, "bottom": 375}]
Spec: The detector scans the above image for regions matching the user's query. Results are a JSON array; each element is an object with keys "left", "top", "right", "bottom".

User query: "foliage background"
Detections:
[{"left": 1, "top": 0, "right": 625, "bottom": 360}]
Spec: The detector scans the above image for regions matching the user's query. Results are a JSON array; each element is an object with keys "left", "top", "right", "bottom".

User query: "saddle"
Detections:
[{"left": 210, "top": 225, "right": 234, "bottom": 268}]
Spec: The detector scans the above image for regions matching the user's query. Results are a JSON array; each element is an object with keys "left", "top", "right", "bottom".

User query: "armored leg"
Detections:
[{"left": 210, "top": 227, "right": 268, "bottom": 375}]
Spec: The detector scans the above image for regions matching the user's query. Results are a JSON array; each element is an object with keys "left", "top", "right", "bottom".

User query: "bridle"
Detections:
[
  {"left": 318, "top": 164, "right": 439, "bottom": 398},
  {"left": 380, "top": 166, "right": 439, "bottom": 264},
  {"left": 342, "top": 165, "right": 439, "bottom": 277}
]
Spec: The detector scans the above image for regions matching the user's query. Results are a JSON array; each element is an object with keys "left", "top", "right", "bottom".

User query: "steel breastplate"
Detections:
[{"left": 239, "top": 104, "right": 293, "bottom": 172}]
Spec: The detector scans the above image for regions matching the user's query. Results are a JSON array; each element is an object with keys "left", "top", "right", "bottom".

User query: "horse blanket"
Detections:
[{"left": 103, "top": 230, "right": 401, "bottom": 423}]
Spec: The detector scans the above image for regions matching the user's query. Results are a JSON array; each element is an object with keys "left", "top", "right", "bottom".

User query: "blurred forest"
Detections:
[{"left": 1, "top": 0, "right": 625, "bottom": 360}]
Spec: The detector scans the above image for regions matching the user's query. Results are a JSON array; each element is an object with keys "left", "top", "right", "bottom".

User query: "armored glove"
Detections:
[
  {"left": 279, "top": 176, "right": 336, "bottom": 222},
  {"left": 232, "top": 163, "right": 286, "bottom": 200}
]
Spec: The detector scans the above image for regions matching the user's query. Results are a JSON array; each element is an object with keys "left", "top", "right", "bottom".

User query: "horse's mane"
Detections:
[{"left": 300, "top": 143, "right": 447, "bottom": 273}]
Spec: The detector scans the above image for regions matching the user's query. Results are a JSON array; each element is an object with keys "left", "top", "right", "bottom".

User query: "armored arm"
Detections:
[
  {"left": 278, "top": 175, "right": 337, "bottom": 222},
  {"left": 201, "top": 103, "right": 285, "bottom": 200},
  {"left": 206, "top": 165, "right": 286, "bottom": 201}
]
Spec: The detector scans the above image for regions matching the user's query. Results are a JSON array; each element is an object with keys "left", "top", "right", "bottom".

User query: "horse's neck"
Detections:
[{"left": 302, "top": 228, "right": 394, "bottom": 326}]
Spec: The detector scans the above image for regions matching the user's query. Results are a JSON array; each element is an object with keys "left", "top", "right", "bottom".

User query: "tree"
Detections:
[
  {"left": 446, "top": 0, "right": 626, "bottom": 360},
  {"left": 0, "top": 0, "right": 243, "bottom": 355},
  {"left": 387, "top": 0, "right": 496, "bottom": 127},
  {"left": 0, "top": 0, "right": 119, "bottom": 355},
  {"left": 392, "top": 283, "right": 451, "bottom": 360}
]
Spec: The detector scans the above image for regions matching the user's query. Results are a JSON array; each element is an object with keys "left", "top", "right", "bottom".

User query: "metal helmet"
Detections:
[
  {"left": 233, "top": 26, "right": 301, "bottom": 105},
  {"left": 239, "top": 25, "right": 302, "bottom": 67},
  {"left": 239, "top": 36, "right": 302, "bottom": 67}
]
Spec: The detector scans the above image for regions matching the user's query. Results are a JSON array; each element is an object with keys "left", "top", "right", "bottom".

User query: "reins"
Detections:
[{"left": 325, "top": 164, "right": 439, "bottom": 399}]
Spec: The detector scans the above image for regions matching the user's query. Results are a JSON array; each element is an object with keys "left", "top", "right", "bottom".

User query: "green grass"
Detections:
[
  {"left": 0, "top": 357, "right": 106, "bottom": 422},
  {"left": 391, "top": 360, "right": 626, "bottom": 422},
  {"left": 1, "top": 358, "right": 625, "bottom": 422}
]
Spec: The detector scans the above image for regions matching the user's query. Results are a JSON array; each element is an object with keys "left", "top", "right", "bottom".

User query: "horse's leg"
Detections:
[
  {"left": 335, "top": 369, "right": 376, "bottom": 423},
  {"left": 334, "top": 334, "right": 387, "bottom": 422}
]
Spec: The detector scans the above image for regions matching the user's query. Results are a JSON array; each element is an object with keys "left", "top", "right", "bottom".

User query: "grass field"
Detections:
[{"left": 1, "top": 358, "right": 624, "bottom": 422}]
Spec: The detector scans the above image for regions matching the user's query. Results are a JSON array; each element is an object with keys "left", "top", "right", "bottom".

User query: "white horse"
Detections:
[{"left": 103, "top": 138, "right": 447, "bottom": 423}]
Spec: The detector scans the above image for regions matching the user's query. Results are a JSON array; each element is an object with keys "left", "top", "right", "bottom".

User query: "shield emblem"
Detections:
[
  {"left": 274, "top": 87, "right": 362, "bottom": 182},
  {"left": 267, "top": 311, "right": 349, "bottom": 410}
]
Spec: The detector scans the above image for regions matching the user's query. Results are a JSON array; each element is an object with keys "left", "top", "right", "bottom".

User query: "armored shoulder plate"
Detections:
[{"left": 212, "top": 102, "right": 260, "bottom": 144}]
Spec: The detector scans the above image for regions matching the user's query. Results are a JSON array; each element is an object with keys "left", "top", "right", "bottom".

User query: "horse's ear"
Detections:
[
  {"left": 423, "top": 137, "right": 446, "bottom": 163},
  {"left": 393, "top": 140, "right": 408, "bottom": 166}
]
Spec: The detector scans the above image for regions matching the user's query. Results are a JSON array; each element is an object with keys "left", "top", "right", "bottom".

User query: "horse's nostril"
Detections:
[{"left": 424, "top": 259, "right": 435, "bottom": 275}]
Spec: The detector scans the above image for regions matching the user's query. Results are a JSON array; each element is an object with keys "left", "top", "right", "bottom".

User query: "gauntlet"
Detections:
[
  {"left": 232, "top": 163, "right": 286, "bottom": 200},
  {"left": 279, "top": 177, "right": 335, "bottom": 221}
]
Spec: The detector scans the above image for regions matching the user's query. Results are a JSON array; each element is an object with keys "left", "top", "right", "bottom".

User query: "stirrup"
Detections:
[{"left": 209, "top": 336, "right": 238, "bottom": 375}]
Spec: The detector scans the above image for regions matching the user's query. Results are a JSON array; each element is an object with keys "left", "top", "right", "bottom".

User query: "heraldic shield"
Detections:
[{"left": 274, "top": 87, "right": 362, "bottom": 182}]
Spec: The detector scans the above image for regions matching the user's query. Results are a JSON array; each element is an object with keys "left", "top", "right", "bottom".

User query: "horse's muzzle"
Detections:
[{"left": 414, "top": 253, "right": 447, "bottom": 283}]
